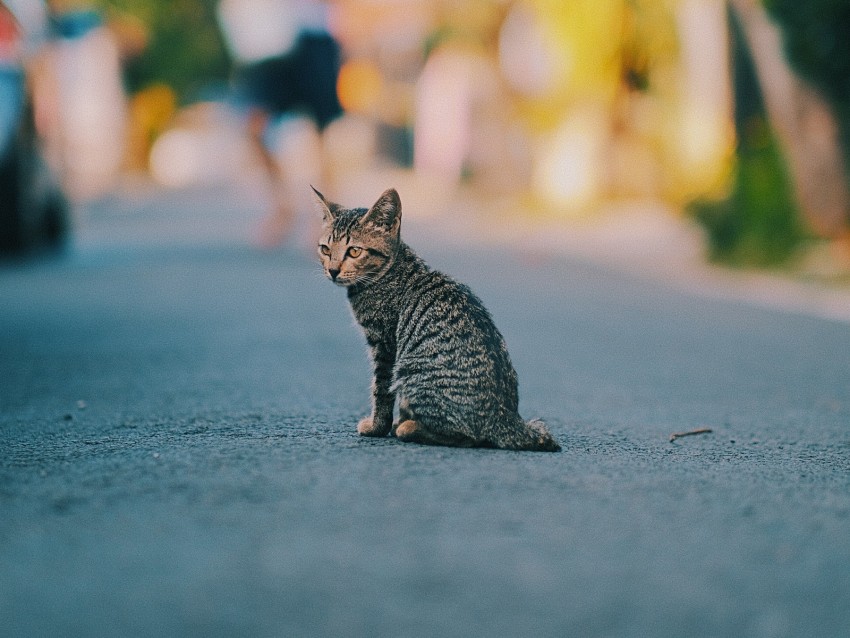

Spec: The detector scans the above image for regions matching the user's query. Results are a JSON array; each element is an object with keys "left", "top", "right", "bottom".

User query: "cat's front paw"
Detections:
[{"left": 357, "top": 417, "right": 391, "bottom": 437}]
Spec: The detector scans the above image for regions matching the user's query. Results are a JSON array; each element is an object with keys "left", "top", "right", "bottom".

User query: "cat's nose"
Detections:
[{"left": 328, "top": 268, "right": 340, "bottom": 281}]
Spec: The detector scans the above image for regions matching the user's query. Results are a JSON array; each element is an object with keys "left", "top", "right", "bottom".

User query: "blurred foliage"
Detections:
[
  {"left": 764, "top": 0, "right": 850, "bottom": 173},
  {"left": 96, "top": 0, "right": 230, "bottom": 103},
  {"left": 691, "top": 127, "right": 802, "bottom": 266},
  {"left": 690, "top": 6, "right": 803, "bottom": 267}
]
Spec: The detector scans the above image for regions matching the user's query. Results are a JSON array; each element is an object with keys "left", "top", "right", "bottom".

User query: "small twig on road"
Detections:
[{"left": 669, "top": 427, "right": 713, "bottom": 443}]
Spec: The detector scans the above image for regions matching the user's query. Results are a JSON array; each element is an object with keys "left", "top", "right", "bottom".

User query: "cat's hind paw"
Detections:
[
  {"left": 394, "top": 419, "right": 421, "bottom": 440},
  {"left": 395, "top": 420, "right": 477, "bottom": 448},
  {"left": 357, "top": 417, "right": 391, "bottom": 437}
]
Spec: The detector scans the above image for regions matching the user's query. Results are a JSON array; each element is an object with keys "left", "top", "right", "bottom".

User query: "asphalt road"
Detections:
[{"left": 2, "top": 182, "right": 849, "bottom": 637}]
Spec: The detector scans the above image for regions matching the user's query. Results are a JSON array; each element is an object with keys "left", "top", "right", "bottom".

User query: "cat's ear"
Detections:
[
  {"left": 311, "top": 185, "right": 340, "bottom": 223},
  {"left": 361, "top": 188, "right": 401, "bottom": 232}
]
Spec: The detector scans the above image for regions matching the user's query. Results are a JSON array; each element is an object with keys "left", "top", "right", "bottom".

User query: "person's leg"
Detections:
[{"left": 249, "top": 108, "right": 296, "bottom": 247}]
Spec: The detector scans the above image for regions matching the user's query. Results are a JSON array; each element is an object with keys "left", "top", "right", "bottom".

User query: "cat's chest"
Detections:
[{"left": 348, "top": 290, "right": 398, "bottom": 345}]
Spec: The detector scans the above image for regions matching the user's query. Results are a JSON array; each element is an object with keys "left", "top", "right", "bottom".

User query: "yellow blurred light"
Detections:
[
  {"left": 669, "top": 0, "right": 735, "bottom": 201},
  {"left": 678, "top": 107, "right": 730, "bottom": 170},
  {"left": 533, "top": 111, "right": 606, "bottom": 212},
  {"left": 506, "top": 0, "right": 626, "bottom": 134},
  {"left": 530, "top": 0, "right": 624, "bottom": 100},
  {"left": 668, "top": 104, "right": 735, "bottom": 200},
  {"left": 337, "top": 59, "right": 384, "bottom": 115}
]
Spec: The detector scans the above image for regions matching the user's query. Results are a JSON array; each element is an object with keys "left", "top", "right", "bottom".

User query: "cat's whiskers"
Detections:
[{"left": 353, "top": 272, "right": 380, "bottom": 287}]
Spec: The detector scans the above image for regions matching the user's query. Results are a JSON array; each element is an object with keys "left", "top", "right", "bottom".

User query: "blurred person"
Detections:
[
  {"left": 1, "top": 0, "right": 69, "bottom": 253},
  {"left": 22, "top": 0, "right": 127, "bottom": 202},
  {"left": 30, "top": 1, "right": 127, "bottom": 201},
  {"left": 217, "top": 0, "right": 343, "bottom": 248}
]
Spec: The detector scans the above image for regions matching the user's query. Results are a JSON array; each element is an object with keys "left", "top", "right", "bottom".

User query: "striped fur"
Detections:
[{"left": 315, "top": 187, "right": 560, "bottom": 452}]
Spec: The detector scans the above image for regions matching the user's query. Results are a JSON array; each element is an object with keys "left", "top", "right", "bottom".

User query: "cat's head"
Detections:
[{"left": 314, "top": 187, "right": 402, "bottom": 287}]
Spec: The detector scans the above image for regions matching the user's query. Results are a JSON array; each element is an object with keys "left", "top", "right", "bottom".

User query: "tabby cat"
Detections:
[{"left": 315, "top": 187, "right": 560, "bottom": 452}]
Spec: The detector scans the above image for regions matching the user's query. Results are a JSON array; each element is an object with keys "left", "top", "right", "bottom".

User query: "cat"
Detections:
[{"left": 314, "top": 186, "right": 561, "bottom": 452}]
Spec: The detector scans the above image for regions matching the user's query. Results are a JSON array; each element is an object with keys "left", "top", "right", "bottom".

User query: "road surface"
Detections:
[{"left": 2, "top": 181, "right": 849, "bottom": 637}]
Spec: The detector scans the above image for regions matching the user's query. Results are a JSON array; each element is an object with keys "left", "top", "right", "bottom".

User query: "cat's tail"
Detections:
[{"left": 490, "top": 414, "right": 561, "bottom": 452}]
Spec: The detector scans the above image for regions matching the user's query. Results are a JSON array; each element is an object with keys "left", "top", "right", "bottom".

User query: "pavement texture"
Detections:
[{"left": 1, "top": 180, "right": 849, "bottom": 637}]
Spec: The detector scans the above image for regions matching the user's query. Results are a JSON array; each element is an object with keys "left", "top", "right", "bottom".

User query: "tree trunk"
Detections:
[{"left": 730, "top": 0, "right": 850, "bottom": 237}]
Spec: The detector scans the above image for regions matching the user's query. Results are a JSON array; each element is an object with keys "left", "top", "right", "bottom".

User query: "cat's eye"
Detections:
[
  {"left": 319, "top": 245, "right": 331, "bottom": 256},
  {"left": 347, "top": 246, "right": 363, "bottom": 258}
]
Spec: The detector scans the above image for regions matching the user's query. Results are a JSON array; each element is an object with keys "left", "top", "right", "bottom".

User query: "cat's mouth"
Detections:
[{"left": 327, "top": 271, "right": 354, "bottom": 287}]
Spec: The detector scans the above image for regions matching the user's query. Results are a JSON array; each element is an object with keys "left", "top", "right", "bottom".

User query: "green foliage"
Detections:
[
  {"left": 97, "top": 0, "right": 231, "bottom": 102},
  {"left": 690, "top": 5, "right": 804, "bottom": 267},
  {"left": 690, "top": 120, "right": 804, "bottom": 266}
]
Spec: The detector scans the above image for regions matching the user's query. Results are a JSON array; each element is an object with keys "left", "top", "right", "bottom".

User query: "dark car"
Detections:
[{"left": 0, "top": 1, "right": 68, "bottom": 255}]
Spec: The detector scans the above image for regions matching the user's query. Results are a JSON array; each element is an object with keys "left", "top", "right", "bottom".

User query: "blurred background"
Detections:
[{"left": 2, "top": 0, "right": 850, "bottom": 277}]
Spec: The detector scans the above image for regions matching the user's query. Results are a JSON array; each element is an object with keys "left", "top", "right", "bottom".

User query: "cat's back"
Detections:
[
  {"left": 397, "top": 267, "right": 497, "bottom": 355},
  {"left": 394, "top": 258, "right": 519, "bottom": 406}
]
